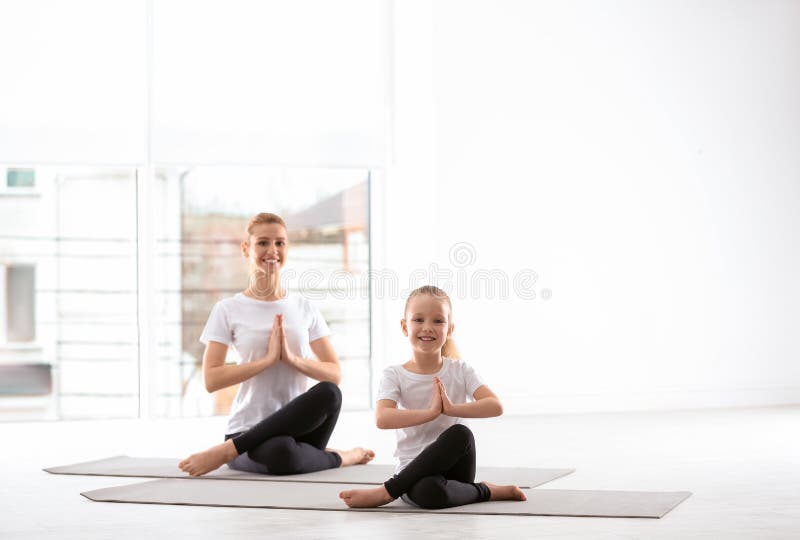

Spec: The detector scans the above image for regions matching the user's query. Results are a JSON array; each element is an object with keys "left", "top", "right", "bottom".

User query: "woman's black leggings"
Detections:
[
  {"left": 384, "top": 424, "right": 491, "bottom": 509},
  {"left": 224, "top": 381, "right": 343, "bottom": 475}
]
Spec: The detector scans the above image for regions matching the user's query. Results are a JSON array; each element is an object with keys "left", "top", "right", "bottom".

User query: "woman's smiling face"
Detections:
[
  {"left": 243, "top": 222, "right": 288, "bottom": 274},
  {"left": 401, "top": 293, "right": 453, "bottom": 354}
]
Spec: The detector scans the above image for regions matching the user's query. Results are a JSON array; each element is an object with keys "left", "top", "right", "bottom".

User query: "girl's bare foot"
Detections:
[
  {"left": 483, "top": 481, "right": 527, "bottom": 502},
  {"left": 178, "top": 440, "right": 238, "bottom": 477},
  {"left": 329, "top": 447, "right": 375, "bottom": 467},
  {"left": 339, "top": 485, "right": 395, "bottom": 508}
]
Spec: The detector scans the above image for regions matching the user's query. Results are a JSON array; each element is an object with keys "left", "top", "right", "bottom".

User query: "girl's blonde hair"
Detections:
[
  {"left": 404, "top": 285, "right": 460, "bottom": 359},
  {"left": 244, "top": 213, "right": 287, "bottom": 243}
]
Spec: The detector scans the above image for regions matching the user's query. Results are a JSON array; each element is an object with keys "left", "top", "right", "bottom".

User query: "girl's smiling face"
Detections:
[
  {"left": 401, "top": 293, "right": 454, "bottom": 354},
  {"left": 242, "top": 222, "right": 288, "bottom": 273}
]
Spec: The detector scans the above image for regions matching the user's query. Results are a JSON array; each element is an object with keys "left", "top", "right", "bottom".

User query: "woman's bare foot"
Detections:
[
  {"left": 339, "top": 485, "right": 395, "bottom": 508},
  {"left": 328, "top": 447, "right": 375, "bottom": 467},
  {"left": 178, "top": 440, "right": 238, "bottom": 477},
  {"left": 483, "top": 481, "right": 527, "bottom": 502}
]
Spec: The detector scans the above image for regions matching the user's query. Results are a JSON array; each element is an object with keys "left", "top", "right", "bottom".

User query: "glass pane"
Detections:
[
  {"left": 152, "top": 166, "right": 371, "bottom": 417},
  {"left": 0, "top": 166, "right": 139, "bottom": 420},
  {"left": 7, "top": 265, "right": 35, "bottom": 340},
  {"left": 6, "top": 168, "right": 35, "bottom": 188}
]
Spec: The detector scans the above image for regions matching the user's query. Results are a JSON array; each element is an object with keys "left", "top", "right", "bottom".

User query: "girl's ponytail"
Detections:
[{"left": 442, "top": 336, "right": 460, "bottom": 360}]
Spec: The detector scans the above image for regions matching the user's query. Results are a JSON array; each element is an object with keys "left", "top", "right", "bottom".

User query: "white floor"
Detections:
[{"left": 1, "top": 406, "right": 799, "bottom": 539}]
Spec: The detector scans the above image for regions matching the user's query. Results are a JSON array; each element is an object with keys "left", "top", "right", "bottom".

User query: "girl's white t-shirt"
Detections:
[
  {"left": 377, "top": 357, "right": 486, "bottom": 471},
  {"left": 200, "top": 292, "right": 331, "bottom": 435}
]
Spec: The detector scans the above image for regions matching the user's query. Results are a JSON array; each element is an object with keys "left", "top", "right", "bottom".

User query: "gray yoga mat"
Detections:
[
  {"left": 45, "top": 455, "right": 574, "bottom": 489},
  {"left": 81, "top": 478, "right": 691, "bottom": 518}
]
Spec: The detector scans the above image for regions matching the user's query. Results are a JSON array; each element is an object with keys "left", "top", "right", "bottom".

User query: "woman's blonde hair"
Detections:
[
  {"left": 244, "top": 212, "right": 286, "bottom": 243},
  {"left": 404, "top": 285, "right": 460, "bottom": 359}
]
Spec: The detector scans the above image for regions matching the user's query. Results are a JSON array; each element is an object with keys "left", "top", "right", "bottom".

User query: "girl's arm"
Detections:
[
  {"left": 203, "top": 318, "right": 281, "bottom": 392},
  {"left": 375, "top": 382, "right": 443, "bottom": 429},
  {"left": 284, "top": 335, "right": 342, "bottom": 385},
  {"left": 439, "top": 380, "right": 504, "bottom": 418}
]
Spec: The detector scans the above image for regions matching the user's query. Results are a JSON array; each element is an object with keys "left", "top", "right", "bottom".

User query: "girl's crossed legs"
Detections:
[
  {"left": 179, "top": 381, "right": 373, "bottom": 476},
  {"left": 340, "top": 424, "right": 526, "bottom": 509}
]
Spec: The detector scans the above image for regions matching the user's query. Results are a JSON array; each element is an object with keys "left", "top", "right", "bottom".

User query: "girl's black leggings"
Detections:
[
  {"left": 383, "top": 424, "right": 491, "bottom": 509},
  {"left": 224, "top": 381, "right": 343, "bottom": 475}
]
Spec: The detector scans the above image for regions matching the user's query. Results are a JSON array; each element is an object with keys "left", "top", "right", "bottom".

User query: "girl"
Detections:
[
  {"left": 179, "top": 212, "right": 374, "bottom": 477},
  {"left": 339, "top": 285, "right": 526, "bottom": 509}
]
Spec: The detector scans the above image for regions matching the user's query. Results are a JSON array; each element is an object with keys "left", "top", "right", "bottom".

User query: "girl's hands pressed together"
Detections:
[
  {"left": 429, "top": 378, "right": 443, "bottom": 415},
  {"left": 436, "top": 377, "right": 455, "bottom": 416}
]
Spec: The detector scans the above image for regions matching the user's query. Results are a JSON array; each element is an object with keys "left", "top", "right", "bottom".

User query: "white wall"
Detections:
[
  {"left": 381, "top": 0, "right": 800, "bottom": 413},
  {"left": 0, "top": 0, "right": 386, "bottom": 168}
]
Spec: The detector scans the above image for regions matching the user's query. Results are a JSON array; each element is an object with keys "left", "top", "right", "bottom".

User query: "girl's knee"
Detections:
[{"left": 441, "top": 423, "right": 474, "bottom": 446}]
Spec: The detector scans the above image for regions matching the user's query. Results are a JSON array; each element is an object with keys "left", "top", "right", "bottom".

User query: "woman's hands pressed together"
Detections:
[
  {"left": 262, "top": 314, "right": 283, "bottom": 369},
  {"left": 276, "top": 313, "right": 300, "bottom": 368},
  {"left": 263, "top": 314, "right": 300, "bottom": 369},
  {"left": 264, "top": 313, "right": 341, "bottom": 384}
]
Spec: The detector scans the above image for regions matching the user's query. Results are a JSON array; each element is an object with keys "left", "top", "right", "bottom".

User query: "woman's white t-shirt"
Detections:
[
  {"left": 377, "top": 357, "right": 486, "bottom": 472},
  {"left": 199, "top": 292, "right": 330, "bottom": 435}
]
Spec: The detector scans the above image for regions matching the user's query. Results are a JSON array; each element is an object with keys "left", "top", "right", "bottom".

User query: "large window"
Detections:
[
  {"left": 152, "top": 167, "right": 371, "bottom": 417},
  {"left": 0, "top": 165, "right": 371, "bottom": 420}
]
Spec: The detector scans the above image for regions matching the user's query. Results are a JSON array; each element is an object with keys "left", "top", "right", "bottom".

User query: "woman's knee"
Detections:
[
  {"left": 310, "top": 381, "right": 342, "bottom": 408},
  {"left": 407, "top": 476, "right": 449, "bottom": 509},
  {"left": 249, "top": 436, "right": 301, "bottom": 475}
]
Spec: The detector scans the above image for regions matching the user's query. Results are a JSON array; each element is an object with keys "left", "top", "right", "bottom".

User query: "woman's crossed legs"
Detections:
[{"left": 179, "top": 381, "right": 373, "bottom": 476}]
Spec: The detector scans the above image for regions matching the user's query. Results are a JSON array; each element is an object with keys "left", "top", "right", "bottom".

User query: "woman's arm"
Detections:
[
  {"left": 439, "top": 381, "right": 504, "bottom": 418},
  {"left": 284, "top": 335, "right": 342, "bottom": 385},
  {"left": 202, "top": 316, "right": 281, "bottom": 393},
  {"left": 375, "top": 382, "right": 443, "bottom": 429}
]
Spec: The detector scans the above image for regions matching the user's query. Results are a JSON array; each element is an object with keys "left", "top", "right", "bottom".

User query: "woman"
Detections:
[{"left": 179, "top": 213, "right": 373, "bottom": 476}]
